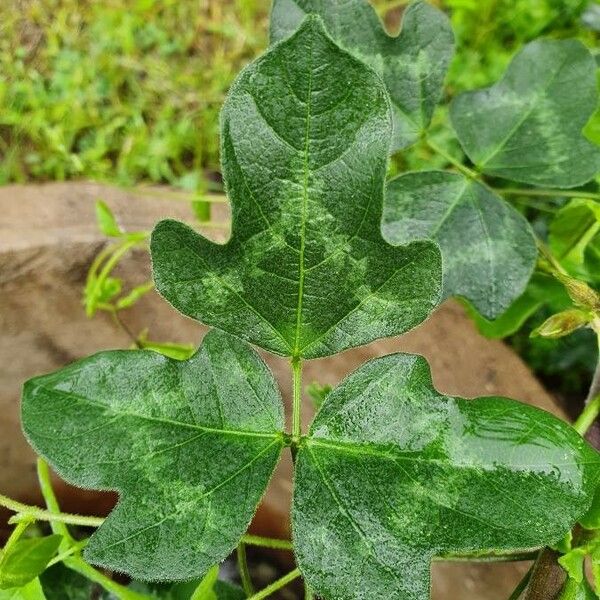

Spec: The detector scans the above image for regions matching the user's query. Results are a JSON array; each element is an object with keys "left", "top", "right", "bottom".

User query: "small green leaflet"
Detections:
[
  {"left": 95, "top": 201, "right": 123, "bottom": 238},
  {"left": 269, "top": 0, "right": 454, "bottom": 152},
  {"left": 0, "top": 536, "right": 61, "bottom": 590},
  {"left": 451, "top": 39, "right": 600, "bottom": 187},
  {"left": 382, "top": 171, "right": 536, "bottom": 318},
  {"left": 549, "top": 198, "right": 600, "bottom": 283},
  {"left": 558, "top": 577, "right": 597, "bottom": 600},
  {"left": 151, "top": 17, "right": 442, "bottom": 359},
  {"left": 0, "top": 579, "right": 46, "bottom": 600},
  {"left": 293, "top": 353, "right": 600, "bottom": 600},
  {"left": 22, "top": 330, "right": 285, "bottom": 581}
]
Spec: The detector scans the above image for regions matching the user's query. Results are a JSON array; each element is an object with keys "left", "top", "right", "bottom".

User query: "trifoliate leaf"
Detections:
[
  {"left": 382, "top": 171, "right": 536, "bottom": 318},
  {"left": 550, "top": 199, "right": 600, "bottom": 282},
  {"left": 22, "top": 330, "right": 285, "bottom": 581},
  {"left": 450, "top": 39, "right": 600, "bottom": 187},
  {"left": 269, "top": 0, "right": 454, "bottom": 152},
  {"left": 293, "top": 353, "right": 600, "bottom": 600},
  {"left": 0, "top": 536, "right": 61, "bottom": 590},
  {"left": 151, "top": 17, "right": 442, "bottom": 359}
]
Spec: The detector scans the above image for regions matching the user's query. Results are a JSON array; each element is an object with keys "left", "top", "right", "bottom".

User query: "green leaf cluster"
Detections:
[{"left": 12, "top": 3, "right": 600, "bottom": 600}]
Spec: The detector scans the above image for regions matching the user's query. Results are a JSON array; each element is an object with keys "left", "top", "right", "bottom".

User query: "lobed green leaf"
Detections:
[
  {"left": 451, "top": 39, "right": 600, "bottom": 187},
  {"left": 269, "top": 0, "right": 454, "bottom": 152},
  {"left": 151, "top": 17, "right": 442, "bottom": 359},
  {"left": 382, "top": 170, "right": 537, "bottom": 318},
  {"left": 293, "top": 353, "right": 600, "bottom": 600},
  {"left": 21, "top": 330, "right": 285, "bottom": 581}
]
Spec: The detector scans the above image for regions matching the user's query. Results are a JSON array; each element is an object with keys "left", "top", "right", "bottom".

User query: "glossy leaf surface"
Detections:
[
  {"left": 22, "top": 330, "right": 285, "bottom": 581},
  {"left": 293, "top": 353, "right": 600, "bottom": 600},
  {"left": 382, "top": 170, "right": 536, "bottom": 318},
  {"left": 451, "top": 40, "right": 600, "bottom": 187},
  {"left": 0, "top": 536, "right": 61, "bottom": 590},
  {"left": 269, "top": 0, "right": 454, "bottom": 152},
  {"left": 151, "top": 18, "right": 442, "bottom": 359}
]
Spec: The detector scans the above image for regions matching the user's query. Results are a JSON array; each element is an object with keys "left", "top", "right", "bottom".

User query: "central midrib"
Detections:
[{"left": 292, "top": 32, "right": 314, "bottom": 358}]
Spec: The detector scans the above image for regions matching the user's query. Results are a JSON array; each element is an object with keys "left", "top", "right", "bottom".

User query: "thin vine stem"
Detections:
[
  {"left": 574, "top": 393, "right": 600, "bottom": 436},
  {"left": 37, "top": 457, "right": 74, "bottom": 548},
  {"left": 499, "top": 188, "right": 600, "bottom": 201},
  {"left": 241, "top": 534, "right": 293, "bottom": 550},
  {"left": 247, "top": 568, "right": 302, "bottom": 600},
  {"left": 237, "top": 542, "right": 255, "bottom": 596},
  {"left": 0, "top": 492, "right": 295, "bottom": 551},
  {"left": 0, "top": 494, "right": 105, "bottom": 527},
  {"left": 64, "top": 556, "right": 148, "bottom": 600},
  {"left": 425, "top": 138, "right": 479, "bottom": 180},
  {"left": 46, "top": 539, "right": 88, "bottom": 567},
  {"left": 292, "top": 358, "right": 303, "bottom": 441}
]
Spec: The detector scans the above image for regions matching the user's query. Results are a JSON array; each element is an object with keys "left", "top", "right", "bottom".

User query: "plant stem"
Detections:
[
  {"left": 64, "top": 556, "right": 147, "bottom": 600},
  {"left": 237, "top": 542, "right": 255, "bottom": 596},
  {"left": 425, "top": 138, "right": 479, "bottom": 180},
  {"left": 292, "top": 359, "right": 303, "bottom": 441},
  {"left": 241, "top": 534, "right": 293, "bottom": 551},
  {"left": 1, "top": 519, "right": 33, "bottom": 557},
  {"left": 0, "top": 494, "right": 104, "bottom": 528},
  {"left": 37, "top": 458, "right": 74, "bottom": 541},
  {"left": 46, "top": 539, "right": 88, "bottom": 567},
  {"left": 304, "top": 581, "right": 314, "bottom": 600},
  {"left": 433, "top": 551, "right": 538, "bottom": 563},
  {"left": 574, "top": 393, "right": 600, "bottom": 436},
  {"left": 499, "top": 188, "right": 600, "bottom": 201},
  {"left": 247, "top": 568, "right": 301, "bottom": 600},
  {"left": 1, "top": 492, "right": 294, "bottom": 552}
]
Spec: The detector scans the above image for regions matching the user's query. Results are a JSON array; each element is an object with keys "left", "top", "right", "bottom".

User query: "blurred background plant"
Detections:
[{"left": 1, "top": 0, "right": 599, "bottom": 399}]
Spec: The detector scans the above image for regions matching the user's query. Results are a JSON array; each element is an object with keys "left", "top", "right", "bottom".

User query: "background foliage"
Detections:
[{"left": 1, "top": 0, "right": 597, "bottom": 186}]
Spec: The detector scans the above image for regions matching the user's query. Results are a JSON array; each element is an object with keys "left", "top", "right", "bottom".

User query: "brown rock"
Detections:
[{"left": 0, "top": 182, "right": 565, "bottom": 599}]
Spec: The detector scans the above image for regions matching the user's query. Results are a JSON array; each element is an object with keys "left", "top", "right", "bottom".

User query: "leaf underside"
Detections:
[
  {"left": 451, "top": 39, "right": 600, "bottom": 187},
  {"left": 382, "top": 170, "right": 537, "bottom": 318},
  {"left": 269, "top": 0, "right": 454, "bottom": 152},
  {"left": 293, "top": 353, "right": 600, "bottom": 600},
  {"left": 151, "top": 17, "right": 442, "bottom": 359},
  {"left": 21, "top": 330, "right": 285, "bottom": 581}
]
